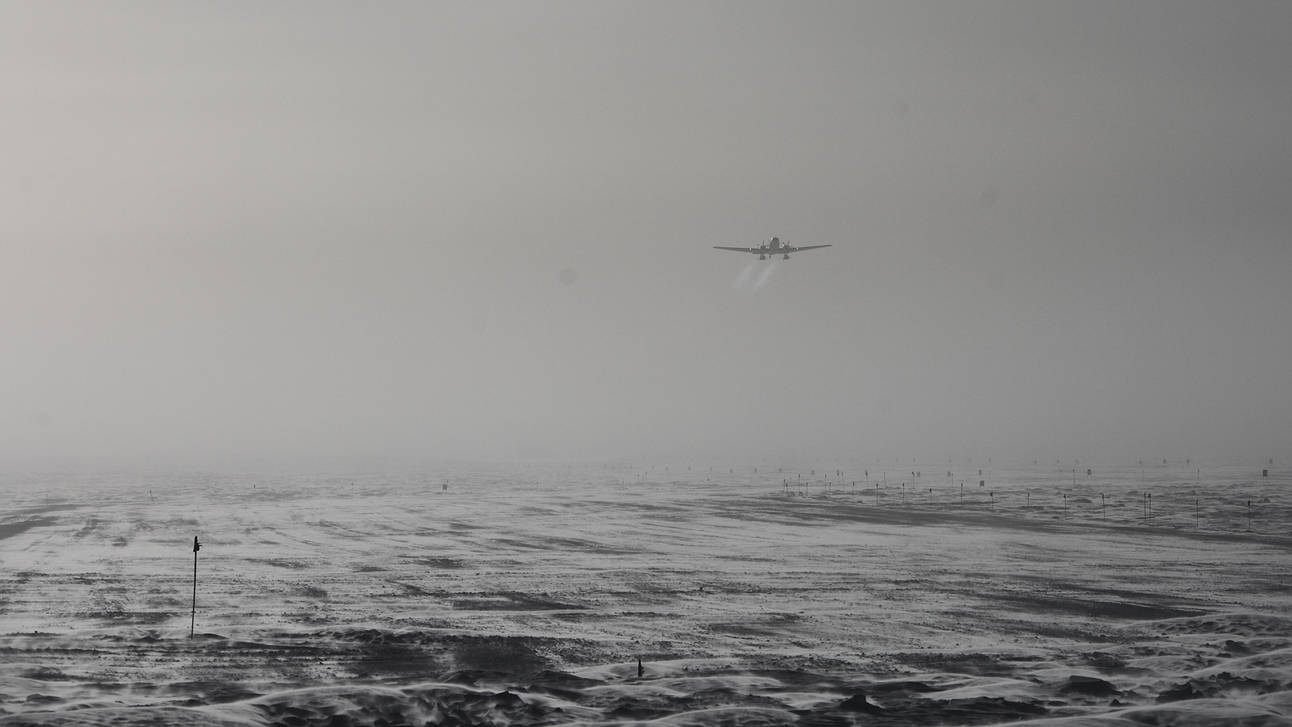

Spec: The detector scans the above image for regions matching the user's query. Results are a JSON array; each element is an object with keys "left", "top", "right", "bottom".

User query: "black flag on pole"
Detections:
[{"left": 190, "top": 535, "right": 201, "bottom": 637}]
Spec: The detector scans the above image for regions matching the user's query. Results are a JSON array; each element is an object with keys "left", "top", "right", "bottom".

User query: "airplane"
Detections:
[{"left": 713, "top": 236, "right": 831, "bottom": 260}]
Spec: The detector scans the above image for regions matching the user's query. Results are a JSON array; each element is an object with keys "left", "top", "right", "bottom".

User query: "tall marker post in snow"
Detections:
[{"left": 190, "top": 536, "right": 201, "bottom": 638}]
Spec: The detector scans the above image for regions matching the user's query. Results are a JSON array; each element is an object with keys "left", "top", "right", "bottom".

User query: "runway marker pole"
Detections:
[{"left": 190, "top": 536, "right": 201, "bottom": 638}]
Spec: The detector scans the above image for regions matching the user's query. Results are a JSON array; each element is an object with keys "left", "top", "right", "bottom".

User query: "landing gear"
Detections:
[
  {"left": 783, "top": 254, "right": 790, "bottom": 260},
  {"left": 759, "top": 255, "right": 766, "bottom": 260}
]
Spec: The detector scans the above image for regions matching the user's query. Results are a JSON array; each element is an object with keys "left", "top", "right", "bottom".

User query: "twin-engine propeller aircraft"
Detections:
[{"left": 713, "top": 236, "right": 831, "bottom": 260}]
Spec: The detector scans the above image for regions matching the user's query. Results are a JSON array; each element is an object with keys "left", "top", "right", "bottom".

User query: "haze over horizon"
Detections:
[{"left": 4, "top": 2, "right": 1290, "bottom": 472}]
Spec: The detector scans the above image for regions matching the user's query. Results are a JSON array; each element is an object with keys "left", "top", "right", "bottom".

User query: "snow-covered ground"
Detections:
[{"left": 1, "top": 461, "right": 1289, "bottom": 725}]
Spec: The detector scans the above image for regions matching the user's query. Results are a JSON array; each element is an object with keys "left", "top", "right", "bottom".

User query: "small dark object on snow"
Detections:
[
  {"left": 1060, "top": 675, "right": 1120, "bottom": 697},
  {"left": 839, "top": 692, "right": 883, "bottom": 714}
]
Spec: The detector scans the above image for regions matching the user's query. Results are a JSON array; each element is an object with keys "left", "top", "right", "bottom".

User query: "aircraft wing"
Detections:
[
  {"left": 790, "top": 244, "right": 831, "bottom": 252},
  {"left": 713, "top": 246, "right": 759, "bottom": 253}
]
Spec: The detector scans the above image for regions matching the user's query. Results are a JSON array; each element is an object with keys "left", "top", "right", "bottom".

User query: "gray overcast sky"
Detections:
[{"left": 3, "top": 1, "right": 1290, "bottom": 469}]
